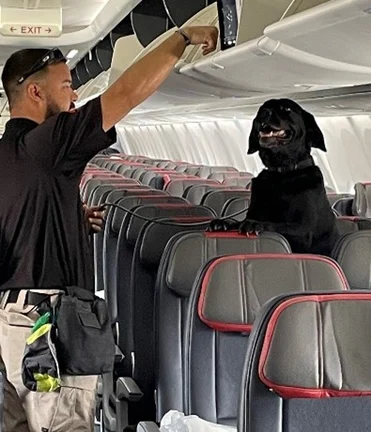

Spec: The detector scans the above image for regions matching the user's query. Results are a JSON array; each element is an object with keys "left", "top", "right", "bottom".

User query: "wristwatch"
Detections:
[{"left": 176, "top": 29, "right": 191, "bottom": 46}]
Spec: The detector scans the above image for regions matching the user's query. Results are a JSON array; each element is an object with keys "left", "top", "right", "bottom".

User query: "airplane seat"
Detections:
[
  {"left": 208, "top": 171, "right": 253, "bottom": 182},
  {"left": 332, "top": 229, "right": 371, "bottom": 290},
  {"left": 183, "top": 184, "right": 228, "bottom": 204},
  {"left": 113, "top": 205, "right": 216, "bottom": 424},
  {"left": 164, "top": 179, "right": 219, "bottom": 197},
  {"left": 93, "top": 187, "right": 165, "bottom": 292},
  {"left": 146, "top": 172, "right": 187, "bottom": 189},
  {"left": 238, "top": 291, "right": 371, "bottom": 432},
  {"left": 137, "top": 169, "right": 174, "bottom": 183},
  {"left": 334, "top": 216, "right": 371, "bottom": 237},
  {"left": 82, "top": 177, "right": 133, "bottom": 204},
  {"left": 222, "top": 176, "right": 253, "bottom": 188},
  {"left": 85, "top": 180, "right": 143, "bottom": 207},
  {"left": 221, "top": 196, "right": 251, "bottom": 221},
  {"left": 332, "top": 196, "right": 354, "bottom": 216},
  {"left": 156, "top": 161, "right": 178, "bottom": 169},
  {"left": 352, "top": 182, "right": 371, "bottom": 218},
  {"left": 184, "top": 166, "right": 204, "bottom": 176},
  {"left": 102, "top": 194, "right": 187, "bottom": 319},
  {"left": 325, "top": 186, "right": 336, "bottom": 193},
  {"left": 183, "top": 254, "right": 349, "bottom": 427},
  {"left": 197, "top": 166, "right": 238, "bottom": 179},
  {"left": 201, "top": 189, "right": 251, "bottom": 216},
  {"left": 154, "top": 232, "right": 292, "bottom": 421}
]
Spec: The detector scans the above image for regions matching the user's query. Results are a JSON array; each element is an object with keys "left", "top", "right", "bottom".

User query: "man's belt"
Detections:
[{"left": 0, "top": 289, "right": 52, "bottom": 306}]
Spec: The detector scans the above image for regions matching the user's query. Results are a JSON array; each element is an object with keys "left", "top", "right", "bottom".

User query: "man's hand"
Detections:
[
  {"left": 183, "top": 26, "right": 218, "bottom": 55},
  {"left": 83, "top": 204, "right": 105, "bottom": 234}
]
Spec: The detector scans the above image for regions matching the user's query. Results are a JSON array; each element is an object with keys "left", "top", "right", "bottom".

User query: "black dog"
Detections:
[{"left": 210, "top": 98, "right": 339, "bottom": 256}]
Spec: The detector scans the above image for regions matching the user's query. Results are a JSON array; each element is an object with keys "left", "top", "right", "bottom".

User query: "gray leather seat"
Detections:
[
  {"left": 184, "top": 254, "right": 349, "bottom": 426},
  {"left": 352, "top": 182, "right": 371, "bottom": 218},
  {"left": 201, "top": 189, "right": 250, "bottom": 216},
  {"left": 239, "top": 291, "right": 371, "bottom": 432},
  {"left": 154, "top": 232, "right": 292, "bottom": 421},
  {"left": 332, "top": 230, "right": 371, "bottom": 289},
  {"left": 221, "top": 196, "right": 250, "bottom": 221},
  {"left": 102, "top": 194, "right": 186, "bottom": 320},
  {"left": 164, "top": 179, "right": 219, "bottom": 197},
  {"left": 115, "top": 204, "right": 215, "bottom": 423}
]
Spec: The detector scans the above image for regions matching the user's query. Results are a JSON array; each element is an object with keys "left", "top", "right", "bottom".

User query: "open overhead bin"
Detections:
[
  {"left": 263, "top": 0, "right": 371, "bottom": 68},
  {"left": 179, "top": 0, "right": 371, "bottom": 95},
  {"left": 236, "top": 0, "right": 328, "bottom": 44}
]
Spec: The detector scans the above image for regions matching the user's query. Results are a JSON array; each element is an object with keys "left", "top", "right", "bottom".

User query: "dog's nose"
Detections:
[{"left": 260, "top": 108, "right": 272, "bottom": 123}]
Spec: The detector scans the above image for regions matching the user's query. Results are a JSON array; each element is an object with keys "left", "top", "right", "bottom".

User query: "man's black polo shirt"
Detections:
[{"left": 0, "top": 97, "right": 116, "bottom": 292}]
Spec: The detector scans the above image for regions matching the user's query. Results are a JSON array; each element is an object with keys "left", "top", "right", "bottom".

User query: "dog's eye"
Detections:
[{"left": 284, "top": 107, "right": 291, "bottom": 112}]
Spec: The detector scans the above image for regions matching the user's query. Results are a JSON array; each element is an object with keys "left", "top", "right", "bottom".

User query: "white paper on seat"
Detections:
[{"left": 160, "top": 410, "right": 237, "bottom": 432}]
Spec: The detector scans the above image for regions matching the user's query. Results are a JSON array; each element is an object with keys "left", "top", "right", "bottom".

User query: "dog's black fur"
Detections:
[{"left": 210, "top": 98, "right": 339, "bottom": 256}]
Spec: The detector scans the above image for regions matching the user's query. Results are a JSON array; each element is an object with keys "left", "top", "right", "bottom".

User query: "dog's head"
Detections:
[{"left": 248, "top": 99, "right": 326, "bottom": 169}]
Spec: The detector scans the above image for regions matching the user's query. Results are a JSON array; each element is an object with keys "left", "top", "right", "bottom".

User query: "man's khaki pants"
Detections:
[{"left": 0, "top": 290, "right": 98, "bottom": 432}]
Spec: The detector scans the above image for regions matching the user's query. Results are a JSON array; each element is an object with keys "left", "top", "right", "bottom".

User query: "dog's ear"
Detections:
[
  {"left": 302, "top": 109, "right": 327, "bottom": 152},
  {"left": 248, "top": 125, "right": 260, "bottom": 154}
]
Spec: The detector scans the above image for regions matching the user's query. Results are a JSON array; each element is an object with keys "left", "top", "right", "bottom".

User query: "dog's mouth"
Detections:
[{"left": 258, "top": 124, "right": 292, "bottom": 147}]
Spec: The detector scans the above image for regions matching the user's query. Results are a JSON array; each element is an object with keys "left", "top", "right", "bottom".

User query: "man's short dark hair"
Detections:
[{"left": 1, "top": 49, "right": 64, "bottom": 108}]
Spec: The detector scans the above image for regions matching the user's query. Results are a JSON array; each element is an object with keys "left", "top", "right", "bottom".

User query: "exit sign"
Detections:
[{"left": 0, "top": 24, "right": 61, "bottom": 37}]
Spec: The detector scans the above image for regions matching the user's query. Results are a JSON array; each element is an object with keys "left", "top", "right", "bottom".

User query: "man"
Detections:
[{"left": 0, "top": 26, "right": 218, "bottom": 432}]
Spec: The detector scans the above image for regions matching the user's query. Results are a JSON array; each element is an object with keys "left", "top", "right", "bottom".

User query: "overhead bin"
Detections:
[
  {"left": 163, "top": 0, "right": 216, "bottom": 26},
  {"left": 237, "top": 0, "right": 328, "bottom": 44},
  {"left": 130, "top": 0, "right": 174, "bottom": 47},
  {"left": 179, "top": 0, "right": 371, "bottom": 95},
  {"left": 108, "top": 35, "right": 143, "bottom": 85},
  {"left": 264, "top": 0, "right": 371, "bottom": 68},
  {"left": 110, "top": 15, "right": 134, "bottom": 48}
]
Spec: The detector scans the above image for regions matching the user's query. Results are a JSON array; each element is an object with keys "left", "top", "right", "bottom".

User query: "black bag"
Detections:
[{"left": 54, "top": 286, "right": 115, "bottom": 375}]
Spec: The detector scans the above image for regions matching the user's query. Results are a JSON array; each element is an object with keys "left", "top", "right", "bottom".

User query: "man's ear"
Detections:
[
  {"left": 248, "top": 123, "right": 260, "bottom": 154},
  {"left": 26, "top": 83, "right": 45, "bottom": 104},
  {"left": 302, "top": 108, "right": 326, "bottom": 152}
]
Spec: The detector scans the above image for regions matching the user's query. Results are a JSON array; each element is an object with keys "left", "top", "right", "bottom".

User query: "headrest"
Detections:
[
  {"left": 198, "top": 255, "right": 348, "bottom": 333},
  {"left": 125, "top": 204, "right": 214, "bottom": 245},
  {"left": 197, "top": 166, "right": 237, "bottom": 179},
  {"left": 222, "top": 176, "right": 252, "bottom": 188},
  {"left": 165, "top": 179, "right": 219, "bottom": 197},
  {"left": 259, "top": 293, "right": 371, "bottom": 398},
  {"left": 110, "top": 194, "right": 173, "bottom": 234},
  {"left": 353, "top": 183, "right": 371, "bottom": 218},
  {"left": 335, "top": 217, "right": 371, "bottom": 237},
  {"left": 185, "top": 185, "right": 224, "bottom": 205},
  {"left": 201, "top": 190, "right": 251, "bottom": 215},
  {"left": 166, "top": 232, "right": 291, "bottom": 297},
  {"left": 222, "top": 196, "right": 250, "bottom": 222},
  {"left": 332, "top": 231, "right": 371, "bottom": 289},
  {"left": 139, "top": 218, "right": 212, "bottom": 267}
]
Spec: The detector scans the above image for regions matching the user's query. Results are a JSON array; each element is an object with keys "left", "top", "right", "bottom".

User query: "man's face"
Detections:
[{"left": 41, "top": 62, "right": 78, "bottom": 119}]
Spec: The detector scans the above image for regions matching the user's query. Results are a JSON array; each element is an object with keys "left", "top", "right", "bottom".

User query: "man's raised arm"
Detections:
[{"left": 101, "top": 26, "right": 218, "bottom": 131}]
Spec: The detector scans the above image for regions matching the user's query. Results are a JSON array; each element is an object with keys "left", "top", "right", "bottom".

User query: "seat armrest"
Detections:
[
  {"left": 116, "top": 377, "right": 143, "bottom": 402},
  {"left": 137, "top": 421, "right": 161, "bottom": 432}
]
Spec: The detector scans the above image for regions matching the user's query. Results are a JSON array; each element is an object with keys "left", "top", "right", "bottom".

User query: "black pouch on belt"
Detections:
[{"left": 54, "top": 286, "right": 115, "bottom": 375}]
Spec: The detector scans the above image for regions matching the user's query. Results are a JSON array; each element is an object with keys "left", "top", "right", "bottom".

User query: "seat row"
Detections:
[{"left": 82, "top": 154, "right": 371, "bottom": 431}]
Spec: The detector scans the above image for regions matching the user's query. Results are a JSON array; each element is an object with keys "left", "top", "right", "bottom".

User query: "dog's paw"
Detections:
[
  {"left": 238, "top": 219, "right": 264, "bottom": 235},
  {"left": 207, "top": 218, "right": 239, "bottom": 232}
]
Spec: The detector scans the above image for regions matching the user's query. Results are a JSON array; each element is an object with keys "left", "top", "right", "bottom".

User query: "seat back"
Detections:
[
  {"left": 239, "top": 292, "right": 371, "bottom": 432},
  {"left": 165, "top": 179, "right": 219, "bottom": 196},
  {"left": 201, "top": 189, "right": 250, "bottom": 216},
  {"left": 116, "top": 206, "right": 215, "bottom": 424},
  {"left": 155, "top": 232, "right": 292, "bottom": 420},
  {"left": 353, "top": 182, "right": 371, "bottom": 218},
  {"left": 185, "top": 254, "right": 349, "bottom": 426},
  {"left": 332, "top": 229, "right": 371, "bottom": 289},
  {"left": 221, "top": 196, "right": 250, "bottom": 221},
  {"left": 103, "top": 195, "right": 187, "bottom": 317}
]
